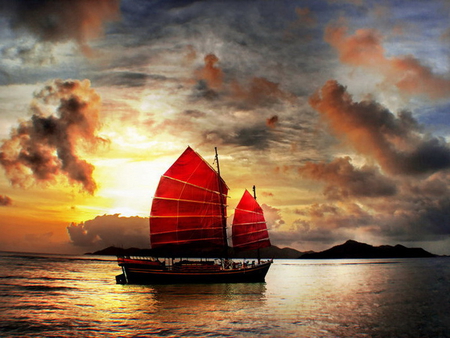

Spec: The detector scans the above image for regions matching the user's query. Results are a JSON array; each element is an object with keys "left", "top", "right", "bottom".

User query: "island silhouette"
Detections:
[{"left": 88, "top": 239, "right": 437, "bottom": 259}]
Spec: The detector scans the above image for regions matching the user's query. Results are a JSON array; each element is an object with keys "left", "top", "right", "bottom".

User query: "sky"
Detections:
[{"left": 1, "top": 0, "right": 450, "bottom": 255}]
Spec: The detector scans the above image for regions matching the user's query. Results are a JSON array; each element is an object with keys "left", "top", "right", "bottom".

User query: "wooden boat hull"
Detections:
[{"left": 116, "top": 259, "right": 272, "bottom": 284}]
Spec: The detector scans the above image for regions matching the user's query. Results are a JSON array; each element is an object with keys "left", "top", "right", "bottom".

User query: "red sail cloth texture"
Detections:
[
  {"left": 232, "top": 190, "right": 271, "bottom": 251},
  {"left": 150, "top": 147, "right": 228, "bottom": 249}
]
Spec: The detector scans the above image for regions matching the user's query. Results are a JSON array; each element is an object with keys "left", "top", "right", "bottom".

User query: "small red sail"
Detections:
[
  {"left": 150, "top": 147, "right": 228, "bottom": 250},
  {"left": 232, "top": 189, "right": 271, "bottom": 251}
]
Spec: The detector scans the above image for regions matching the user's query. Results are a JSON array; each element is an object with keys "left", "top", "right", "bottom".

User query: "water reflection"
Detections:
[
  {"left": 121, "top": 283, "right": 266, "bottom": 312},
  {"left": 265, "top": 259, "right": 450, "bottom": 337},
  {"left": 106, "top": 282, "right": 267, "bottom": 336},
  {"left": 2, "top": 254, "right": 449, "bottom": 337}
]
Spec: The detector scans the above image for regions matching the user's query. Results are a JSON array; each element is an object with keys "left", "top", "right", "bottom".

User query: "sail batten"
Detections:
[
  {"left": 231, "top": 189, "right": 271, "bottom": 251},
  {"left": 152, "top": 196, "right": 225, "bottom": 207},
  {"left": 149, "top": 147, "right": 228, "bottom": 251},
  {"left": 233, "top": 221, "right": 267, "bottom": 226},
  {"left": 160, "top": 175, "right": 228, "bottom": 197},
  {"left": 235, "top": 208, "right": 264, "bottom": 214},
  {"left": 151, "top": 215, "right": 224, "bottom": 219},
  {"left": 152, "top": 227, "right": 224, "bottom": 235},
  {"left": 152, "top": 237, "right": 224, "bottom": 244},
  {"left": 233, "top": 237, "right": 270, "bottom": 247},
  {"left": 233, "top": 228, "right": 269, "bottom": 236}
]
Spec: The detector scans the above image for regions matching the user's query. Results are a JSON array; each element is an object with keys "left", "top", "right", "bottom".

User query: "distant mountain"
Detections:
[
  {"left": 87, "top": 245, "right": 304, "bottom": 259},
  {"left": 299, "top": 240, "right": 437, "bottom": 259},
  {"left": 231, "top": 245, "right": 304, "bottom": 259},
  {"left": 86, "top": 247, "right": 154, "bottom": 256},
  {"left": 87, "top": 240, "right": 437, "bottom": 259}
]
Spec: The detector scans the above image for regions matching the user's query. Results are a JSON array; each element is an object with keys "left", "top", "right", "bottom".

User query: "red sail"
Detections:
[
  {"left": 150, "top": 147, "right": 228, "bottom": 250},
  {"left": 232, "top": 190, "right": 271, "bottom": 251}
]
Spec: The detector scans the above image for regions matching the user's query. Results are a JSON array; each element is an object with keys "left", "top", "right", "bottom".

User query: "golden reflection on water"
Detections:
[{"left": 2, "top": 254, "right": 449, "bottom": 337}]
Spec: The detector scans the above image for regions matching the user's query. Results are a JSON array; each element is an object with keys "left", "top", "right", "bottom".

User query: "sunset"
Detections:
[
  {"left": 2, "top": 1, "right": 450, "bottom": 337},
  {"left": 1, "top": 0, "right": 450, "bottom": 257}
]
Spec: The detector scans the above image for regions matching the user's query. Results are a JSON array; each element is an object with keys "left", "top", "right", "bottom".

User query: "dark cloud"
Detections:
[
  {"left": 0, "top": 0, "right": 120, "bottom": 56},
  {"left": 371, "top": 172, "right": 450, "bottom": 240},
  {"left": 309, "top": 80, "right": 450, "bottom": 176},
  {"left": 67, "top": 214, "right": 150, "bottom": 250},
  {"left": 191, "top": 53, "right": 296, "bottom": 108},
  {"left": 0, "top": 79, "right": 105, "bottom": 194},
  {"left": 296, "top": 79, "right": 450, "bottom": 247},
  {"left": 0, "top": 195, "right": 12, "bottom": 206},
  {"left": 192, "top": 79, "right": 220, "bottom": 101},
  {"left": 271, "top": 202, "right": 372, "bottom": 250},
  {"left": 92, "top": 72, "right": 163, "bottom": 88},
  {"left": 291, "top": 202, "right": 376, "bottom": 244},
  {"left": 183, "top": 109, "right": 206, "bottom": 118},
  {"left": 298, "top": 156, "right": 397, "bottom": 200},
  {"left": 2, "top": 42, "right": 56, "bottom": 66},
  {"left": 201, "top": 124, "right": 272, "bottom": 150}
]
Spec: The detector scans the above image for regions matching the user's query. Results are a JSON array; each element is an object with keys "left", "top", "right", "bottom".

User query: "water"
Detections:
[{"left": 1, "top": 253, "right": 449, "bottom": 337}]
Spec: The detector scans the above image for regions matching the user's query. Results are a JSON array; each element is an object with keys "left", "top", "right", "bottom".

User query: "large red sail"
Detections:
[
  {"left": 150, "top": 147, "right": 228, "bottom": 250},
  {"left": 232, "top": 190, "right": 271, "bottom": 251}
]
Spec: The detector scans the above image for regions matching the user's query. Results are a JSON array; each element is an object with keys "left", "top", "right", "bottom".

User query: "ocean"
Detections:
[{"left": 1, "top": 252, "right": 449, "bottom": 337}]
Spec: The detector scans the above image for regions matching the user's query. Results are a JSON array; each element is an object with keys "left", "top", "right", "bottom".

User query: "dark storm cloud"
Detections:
[
  {"left": 309, "top": 80, "right": 450, "bottom": 176},
  {"left": 0, "top": 0, "right": 120, "bottom": 56},
  {"left": 0, "top": 79, "right": 105, "bottom": 194},
  {"left": 67, "top": 214, "right": 149, "bottom": 249}
]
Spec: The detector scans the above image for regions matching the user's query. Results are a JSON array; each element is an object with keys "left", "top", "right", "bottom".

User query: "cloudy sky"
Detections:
[{"left": 1, "top": 0, "right": 450, "bottom": 255}]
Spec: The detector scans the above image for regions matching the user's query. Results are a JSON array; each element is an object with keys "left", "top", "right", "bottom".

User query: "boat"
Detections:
[{"left": 116, "top": 146, "right": 272, "bottom": 284}]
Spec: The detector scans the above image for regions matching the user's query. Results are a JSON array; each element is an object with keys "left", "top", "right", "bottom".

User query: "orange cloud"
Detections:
[
  {"left": 192, "top": 52, "right": 295, "bottom": 109},
  {"left": 309, "top": 80, "right": 450, "bottom": 176},
  {"left": 266, "top": 115, "right": 279, "bottom": 128},
  {"left": 231, "top": 77, "right": 296, "bottom": 108},
  {"left": 0, "top": 195, "right": 12, "bottom": 206},
  {"left": 0, "top": 79, "right": 106, "bottom": 194},
  {"left": 325, "top": 24, "right": 450, "bottom": 99},
  {"left": 197, "top": 53, "right": 224, "bottom": 90}
]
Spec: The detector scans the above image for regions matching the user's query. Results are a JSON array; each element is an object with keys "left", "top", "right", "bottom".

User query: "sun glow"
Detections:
[
  {"left": 92, "top": 155, "right": 174, "bottom": 217},
  {"left": 107, "top": 207, "right": 144, "bottom": 217}
]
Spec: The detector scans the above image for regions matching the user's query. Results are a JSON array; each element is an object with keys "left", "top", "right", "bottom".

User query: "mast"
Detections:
[
  {"left": 253, "top": 185, "right": 260, "bottom": 263},
  {"left": 215, "top": 147, "right": 228, "bottom": 258}
]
